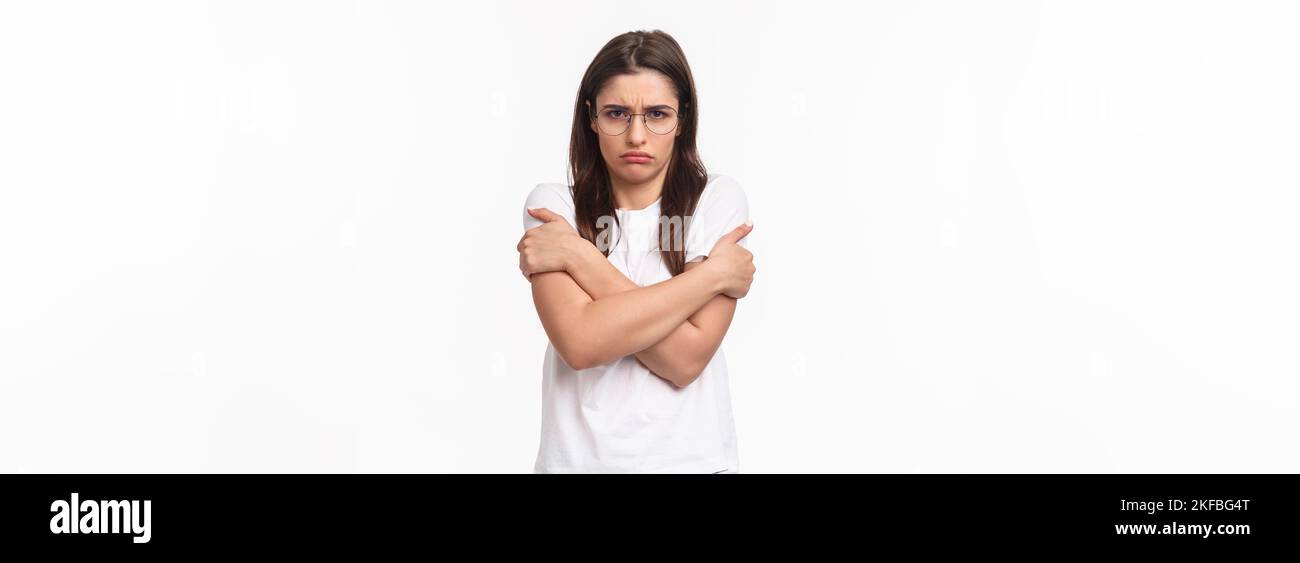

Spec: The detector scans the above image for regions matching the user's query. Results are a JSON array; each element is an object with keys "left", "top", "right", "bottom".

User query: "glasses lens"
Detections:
[
  {"left": 645, "top": 110, "right": 678, "bottom": 135},
  {"left": 597, "top": 110, "right": 629, "bottom": 135}
]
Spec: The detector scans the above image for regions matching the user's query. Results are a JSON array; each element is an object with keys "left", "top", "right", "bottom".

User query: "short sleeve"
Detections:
[
  {"left": 685, "top": 175, "right": 750, "bottom": 264},
  {"left": 522, "top": 183, "right": 577, "bottom": 232}
]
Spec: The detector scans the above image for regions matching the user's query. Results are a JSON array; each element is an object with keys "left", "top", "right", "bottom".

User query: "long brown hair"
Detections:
[{"left": 568, "top": 30, "right": 707, "bottom": 276}]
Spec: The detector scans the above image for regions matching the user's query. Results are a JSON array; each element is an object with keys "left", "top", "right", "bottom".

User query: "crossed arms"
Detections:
[{"left": 518, "top": 208, "right": 755, "bottom": 388}]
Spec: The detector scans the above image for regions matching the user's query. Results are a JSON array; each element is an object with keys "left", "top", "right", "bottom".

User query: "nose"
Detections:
[{"left": 625, "top": 115, "right": 647, "bottom": 145}]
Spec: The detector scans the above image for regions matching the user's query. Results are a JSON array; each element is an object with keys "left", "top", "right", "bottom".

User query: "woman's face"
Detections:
[{"left": 588, "top": 71, "right": 682, "bottom": 189}]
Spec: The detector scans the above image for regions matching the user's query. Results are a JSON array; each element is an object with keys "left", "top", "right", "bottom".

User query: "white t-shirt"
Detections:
[{"left": 522, "top": 173, "right": 749, "bottom": 474}]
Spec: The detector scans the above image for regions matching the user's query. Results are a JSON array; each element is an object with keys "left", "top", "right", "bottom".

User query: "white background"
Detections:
[{"left": 1, "top": 1, "right": 1296, "bottom": 473}]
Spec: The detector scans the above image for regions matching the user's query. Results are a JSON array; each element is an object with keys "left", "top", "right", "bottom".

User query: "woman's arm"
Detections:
[
  {"left": 521, "top": 208, "right": 754, "bottom": 386},
  {"left": 564, "top": 231, "right": 740, "bottom": 388},
  {"left": 529, "top": 261, "right": 725, "bottom": 372}
]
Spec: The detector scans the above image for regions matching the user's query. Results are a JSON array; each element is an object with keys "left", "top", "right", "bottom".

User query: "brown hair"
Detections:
[{"left": 568, "top": 30, "right": 707, "bottom": 276}]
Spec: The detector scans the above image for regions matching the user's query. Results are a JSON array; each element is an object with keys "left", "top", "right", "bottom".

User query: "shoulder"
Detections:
[
  {"left": 696, "top": 173, "right": 748, "bottom": 213},
  {"left": 523, "top": 182, "right": 576, "bottom": 230},
  {"left": 684, "top": 174, "right": 751, "bottom": 257}
]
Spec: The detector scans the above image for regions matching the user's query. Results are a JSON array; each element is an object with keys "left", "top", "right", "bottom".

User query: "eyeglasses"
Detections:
[{"left": 592, "top": 106, "right": 680, "bottom": 136}]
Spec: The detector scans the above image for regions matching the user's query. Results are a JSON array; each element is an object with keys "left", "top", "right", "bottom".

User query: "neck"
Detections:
[{"left": 610, "top": 164, "right": 669, "bottom": 210}]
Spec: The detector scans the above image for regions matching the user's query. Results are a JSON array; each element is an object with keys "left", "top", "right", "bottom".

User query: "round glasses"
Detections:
[{"left": 592, "top": 106, "right": 680, "bottom": 136}]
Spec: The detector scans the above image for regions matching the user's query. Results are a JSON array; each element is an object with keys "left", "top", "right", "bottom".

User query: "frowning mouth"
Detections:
[{"left": 620, "top": 151, "right": 652, "bottom": 163}]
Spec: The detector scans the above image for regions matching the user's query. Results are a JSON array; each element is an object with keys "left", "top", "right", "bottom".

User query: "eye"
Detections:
[
  {"left": 649, "top": 110, "right": 665, "bottom": 119},
  {"left": 606, "top": 110, "right": 627, "bottom": 119}
]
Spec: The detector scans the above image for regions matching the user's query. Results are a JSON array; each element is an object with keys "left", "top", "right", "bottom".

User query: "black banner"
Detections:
[{"left": 1, "top": 474, "right": 1293, "bottom": 552}]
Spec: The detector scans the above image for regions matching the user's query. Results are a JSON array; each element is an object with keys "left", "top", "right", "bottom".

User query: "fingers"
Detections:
[
  {"left": 519, "top": 255, "right": 533, "bottom": 282},
  {"left": 527, "top": 207, "right": 563, "bottom": 223},
  {"left": 716, "top": 220, "right": 754, "bottom": 246},
  {"left": 520, "top": 209, "right": 567, "bottom": 283}
]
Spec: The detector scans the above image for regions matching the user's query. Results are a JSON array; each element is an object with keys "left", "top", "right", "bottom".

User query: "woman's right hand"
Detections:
[
  {"left": 702, "top": 221, "right": 755, "bottom": 299},
  {"left": 519, "top": 208, "right": 586, "bottom": 281}
]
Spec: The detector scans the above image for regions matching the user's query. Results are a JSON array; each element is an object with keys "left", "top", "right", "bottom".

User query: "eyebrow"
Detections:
[{"left": 599, "top": 104, "right": 676, "bottom": 111}]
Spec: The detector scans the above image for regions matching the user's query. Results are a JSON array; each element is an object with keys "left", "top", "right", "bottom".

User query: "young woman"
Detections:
[{"left": 518, "top": 30, "right": 755, "bottom": 474}]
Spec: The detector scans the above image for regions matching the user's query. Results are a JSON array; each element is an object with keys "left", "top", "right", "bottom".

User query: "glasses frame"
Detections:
[{"left": 590, "top": 104, "right": 682, "bottom": 136}]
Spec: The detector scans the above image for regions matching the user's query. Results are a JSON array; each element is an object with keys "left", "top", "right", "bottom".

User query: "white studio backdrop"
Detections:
[{"left": 1, "top": 1, "right": 1297, "bottom": 473}]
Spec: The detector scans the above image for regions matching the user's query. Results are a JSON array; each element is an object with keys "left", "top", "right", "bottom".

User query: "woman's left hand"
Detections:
[{"left": 518, "top": 208, "right": 585, "bottom": 281}]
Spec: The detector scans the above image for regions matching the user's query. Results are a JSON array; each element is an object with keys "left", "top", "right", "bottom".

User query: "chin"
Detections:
[{"left": 618, "top": 169, "right": 654, "bottom": 183}]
